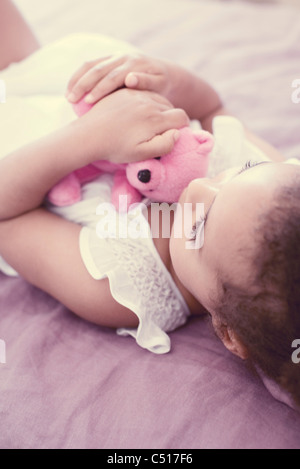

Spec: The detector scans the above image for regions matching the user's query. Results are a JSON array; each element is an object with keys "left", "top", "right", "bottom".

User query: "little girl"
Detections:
[{"left": 0, "top": 1, "right": 299, "bottom": 407}]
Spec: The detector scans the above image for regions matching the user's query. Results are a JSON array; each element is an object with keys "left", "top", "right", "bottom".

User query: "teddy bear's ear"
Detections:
[
  {"left": 73, "top": 95, "right": 93, "bottom": 116},
  {"left": 194, "top": 130, "right": 215, "bottom": 154}
]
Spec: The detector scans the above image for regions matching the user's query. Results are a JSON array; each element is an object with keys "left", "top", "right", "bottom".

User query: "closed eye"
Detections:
[{"left": 238, "top": 160, "right": 270, "bottom": 175}]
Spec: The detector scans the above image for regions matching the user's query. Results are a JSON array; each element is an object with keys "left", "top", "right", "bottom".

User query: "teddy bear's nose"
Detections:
[{"left": 138, "top": 169, "right": 151, "bottom": 184}]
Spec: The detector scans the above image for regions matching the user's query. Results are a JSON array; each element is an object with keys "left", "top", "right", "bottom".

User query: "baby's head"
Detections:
[
  {"left": 170, "top": 160, "right": 300, "bottom": 407},
  {"left": 214, "top": 172, "right": 300, "bottom": 407}
]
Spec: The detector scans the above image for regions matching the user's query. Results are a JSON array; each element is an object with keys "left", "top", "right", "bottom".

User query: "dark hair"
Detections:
[{"left": 214, "top": 175, "right": 300, "bottom": 407}]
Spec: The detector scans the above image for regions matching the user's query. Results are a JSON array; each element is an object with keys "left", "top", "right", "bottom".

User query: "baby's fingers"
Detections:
[
  {"left": 125, "top": 72, "right": 165, "bottom": 94},
  {"left": 67, "top": 56, "right": 128, "bottom": 104},
  {"left": 138, "top": 129, "right": 181, "bottom": 160},
  {"left": 162, "top": 107, "right": 190, "bottom": 133},
  {"left": 138, "top": 108, "right": 189, "bottom": 159},
  {"left": 83, "top": 64, "right": 130, "bottom": 104},
  {"left": 66, "top": 59, "right": 102, "bottom": 98}
]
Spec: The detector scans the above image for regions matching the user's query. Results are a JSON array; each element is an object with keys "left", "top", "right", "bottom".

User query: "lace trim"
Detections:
[{"left": 79, "top": 205, "right": 190, "bottom": 354}]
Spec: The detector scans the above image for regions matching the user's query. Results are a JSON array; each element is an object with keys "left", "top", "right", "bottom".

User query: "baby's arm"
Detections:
[
  {"left": 66, "top": 54, "right": 284, "bottom": 162},
  {"left": 0, "top": 208, "right": 138, "bottom": 328},
  {"left": 0, "top": 0, "right": 39, "bottom": 70},
  {"left": 0, "top": 89, "right": 187, "bottom": 222}
]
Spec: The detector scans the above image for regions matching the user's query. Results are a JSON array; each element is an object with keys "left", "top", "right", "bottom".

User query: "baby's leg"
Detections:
[{"left": 0, "top": 0, "right": 40, "bottom": 71}]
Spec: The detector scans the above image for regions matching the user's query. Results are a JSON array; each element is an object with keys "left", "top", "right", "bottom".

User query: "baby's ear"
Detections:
[
  {"left": 212, "top": 316, "right": 248, "bottom": 360},
  {"left": 194, "top": 130, "right": 214, "bottom": 154}
]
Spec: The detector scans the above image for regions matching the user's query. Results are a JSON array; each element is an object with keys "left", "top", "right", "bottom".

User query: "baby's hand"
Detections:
[
  {"left": 66, "top": 53, "right": 177, "bottom": 105},
  {"left": 75, "top": 88, "right": 189, "bottom": 164}
]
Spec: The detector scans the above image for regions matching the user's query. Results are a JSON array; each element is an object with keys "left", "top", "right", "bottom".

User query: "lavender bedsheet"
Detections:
[{"left": 1, "top": 0, "right": 300, "bottom": 449}]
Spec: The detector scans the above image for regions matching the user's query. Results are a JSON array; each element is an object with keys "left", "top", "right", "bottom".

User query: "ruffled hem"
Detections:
[
  {"left": 79, "top": 210, "right": 190, "bottom": 355},
  {"left": 0, "top": 256, "right": 18, "bottom": 277}
]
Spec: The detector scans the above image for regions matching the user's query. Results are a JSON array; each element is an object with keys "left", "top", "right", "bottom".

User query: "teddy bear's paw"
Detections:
[{"left": 47, "top": 173, "right": 82, "bottom": 207}]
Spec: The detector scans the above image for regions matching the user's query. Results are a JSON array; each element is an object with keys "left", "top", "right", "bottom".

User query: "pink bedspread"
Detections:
[{"left": 1, "top": 0, "right": 300, "bottom": 449}]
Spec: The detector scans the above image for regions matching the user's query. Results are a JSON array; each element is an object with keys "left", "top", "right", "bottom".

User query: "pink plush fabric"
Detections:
[
  {"left": 1, "top": 0, "right": 300, "bottom": 449},
  {"left": 125, "top": 128, "right": 212, "bottom": 203},
  {"left": 48, "top": 100, "right": 212, "bottom": 210}
]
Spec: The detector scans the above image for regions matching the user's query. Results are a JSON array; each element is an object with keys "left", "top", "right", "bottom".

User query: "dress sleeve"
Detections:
[
  {"left": 207, "top": 116, "right": 269, "bottom": 177},
  {"left": 79, "top": 225, "right": 189, "bottom": 355}
]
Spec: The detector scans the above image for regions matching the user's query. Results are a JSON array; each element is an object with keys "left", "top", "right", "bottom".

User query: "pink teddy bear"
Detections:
[{"left": 47, "top": 99, "right": 214, "bottom": 211}]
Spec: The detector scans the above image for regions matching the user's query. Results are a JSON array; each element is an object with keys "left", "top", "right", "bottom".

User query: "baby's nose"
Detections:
[{"left": 138, "top": 169, "right": 151, "bottom": 183}]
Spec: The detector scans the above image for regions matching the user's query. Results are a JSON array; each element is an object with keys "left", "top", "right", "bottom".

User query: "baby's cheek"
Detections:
[
  {"left": 170, "top": 228, "right": 186, "bottom": 277},
  {"left": 213, "top": 167, "right": 240, "bottom": 184}
]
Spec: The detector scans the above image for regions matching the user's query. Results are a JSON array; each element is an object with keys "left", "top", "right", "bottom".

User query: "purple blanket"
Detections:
[
  {"left": 1, "top": 274, "right": 300, "bottom": 449},
  {"left": 1, "top": 0, "right": 300, "bottom": 449}
]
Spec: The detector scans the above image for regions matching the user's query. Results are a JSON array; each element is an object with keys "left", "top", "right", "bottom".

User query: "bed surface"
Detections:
[{"left": 1, "top": 0, "right": 300, "bottom": 449}]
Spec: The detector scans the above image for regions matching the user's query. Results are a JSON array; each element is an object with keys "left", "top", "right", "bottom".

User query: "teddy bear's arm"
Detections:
[{"left": 47, "top": 173, "right": 82, "bottom": 207}]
